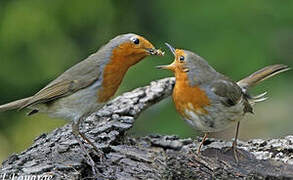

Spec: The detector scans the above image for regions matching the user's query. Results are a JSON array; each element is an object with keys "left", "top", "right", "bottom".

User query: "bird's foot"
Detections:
[
  {"left": 78, "top": 131, "right": 106, "bottom": 162},
  {"left": 223, "top": 143, "right": 246, "bottom": 163},
  {"left": 74, "top": 135, "right": 101, "bottom": 178}
]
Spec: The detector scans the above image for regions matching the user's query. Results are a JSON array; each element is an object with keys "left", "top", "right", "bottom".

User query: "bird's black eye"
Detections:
[
  {"left": 179, "top": 56, "right": 185, "bottom": 62},
  {"left": 132, "top": 38, "right": 140, "bottom": 45}
]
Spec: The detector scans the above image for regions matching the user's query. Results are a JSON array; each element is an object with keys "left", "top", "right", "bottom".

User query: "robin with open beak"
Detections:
[
  {"left": 0, "top": 33, "right": 164, "bottom": 173},
  {"left": 158, "top": 43, "right": 289, "bottom": 162}
]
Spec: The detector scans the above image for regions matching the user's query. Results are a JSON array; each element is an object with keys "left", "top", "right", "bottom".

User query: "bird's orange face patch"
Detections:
[
  {"left": 112, "top": 35, "right": 156, "bottom": 66},
  {"left": 158, "top": 49, "right": 189, "bottom": 74},
  {"left": 97, "top": 36, "right": 157, "bottom": 103},
  {"left": 160, "top": 48, "right": 210, "bottom": 118}
]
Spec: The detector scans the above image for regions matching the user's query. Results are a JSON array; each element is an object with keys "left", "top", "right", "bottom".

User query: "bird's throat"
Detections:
[
  {"left": 172, "top": 72, "right": 210, "bottom": 118},
  {"left": 97, "top": 50, "right": 146, "bottom": 103}
]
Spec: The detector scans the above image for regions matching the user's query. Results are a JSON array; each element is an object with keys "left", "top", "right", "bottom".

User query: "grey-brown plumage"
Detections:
[
  {"left": 237, "top": 64, "right": 290, "bottom": 92},
  {"left": 211, "top": 78, "right": 253, "bottom": 114},
  {"left": 0, "top": 97, "right": 31, "bottom": 112}
]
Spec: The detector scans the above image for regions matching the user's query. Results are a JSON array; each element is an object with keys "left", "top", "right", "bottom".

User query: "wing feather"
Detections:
[
  {"left": 19, "top": 53, "right": 104, "bottom": 109},
  {"left": 211, "top": 78, "right": 253, "bottom": 113}
]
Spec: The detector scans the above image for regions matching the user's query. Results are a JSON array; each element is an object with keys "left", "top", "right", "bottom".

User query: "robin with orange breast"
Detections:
[
  {"left": 158, "top": 43, "right": 289, "bottom": 162},
  {"left": 0, "top": 33, "right": 164, "bottom": 171}
]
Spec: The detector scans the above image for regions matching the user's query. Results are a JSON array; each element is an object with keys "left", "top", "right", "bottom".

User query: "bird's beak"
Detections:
[
  {"left": 156, "top": 61, "right": 176, "bottom": 71},
  {"left": 165, "top": 42, "right": 176, "bottom": 56},
  {"left": 146, "top": 48, "right": 165, "bottom": 56},
  {"left": 156, "top": 42, "right": 176, "bottom": 71}
]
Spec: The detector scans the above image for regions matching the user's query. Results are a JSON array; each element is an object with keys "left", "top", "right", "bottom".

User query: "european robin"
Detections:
[
  {"left": 158, "top": 43, "right": 289, "bottom": 162},
  {"left": 0, "top": 33, "right": 164, "bottom": 169}
]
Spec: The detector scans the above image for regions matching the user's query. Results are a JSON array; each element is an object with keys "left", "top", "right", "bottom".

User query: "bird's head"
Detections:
[
  {"left": 157, "top": 43, "right": 216, "bottom": 84},
  {"left": 157, "top": 43, "right": 194, "bottom": 74},
  {"left": 108, "top": 33, "right": 164, "bottom": 66}
]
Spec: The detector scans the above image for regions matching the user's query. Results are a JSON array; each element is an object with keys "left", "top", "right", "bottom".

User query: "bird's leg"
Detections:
[
  {"left": 224, "top": 121, "right": 244, "bottom": 163},
  {"left": 73, "top": 118, "right": 104, "bottom": 157},
  {"left": 232, "top": 121, "right": 240, "bottom": 163},
  {"left": 197, "top": 133, "right": 208, "bottom": 154},
  {"left": 72, "top": 119, "right": 100, "bottom": 177},
  {"left": 75, "top": 119, "right": 99, "bottom": 153}
]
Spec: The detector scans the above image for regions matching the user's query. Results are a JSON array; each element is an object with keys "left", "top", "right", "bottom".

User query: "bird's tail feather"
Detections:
[
  {"left": 0, "top": 97, "right": 32, "bottom": 112},
  {"left": 237, "top": 64, "right": 290, "bottom": 104}
]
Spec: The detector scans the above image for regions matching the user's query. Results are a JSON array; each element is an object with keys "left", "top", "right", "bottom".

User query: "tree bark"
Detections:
[{"left": 1, "top": 77, "right": 293, "bottom": 180}]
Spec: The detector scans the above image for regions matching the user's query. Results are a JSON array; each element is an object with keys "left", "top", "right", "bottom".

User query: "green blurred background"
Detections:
[{"left": 0, "top": 0, "right": 293, "bottom": 163}]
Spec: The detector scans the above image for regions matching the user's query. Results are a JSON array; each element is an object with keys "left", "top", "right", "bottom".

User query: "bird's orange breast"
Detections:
[
  {"left": 97, "top": 43, "right": 146, "bottom": 103},
  {"left": 172, "top": 72, "right": 210, "bottom": 118}
]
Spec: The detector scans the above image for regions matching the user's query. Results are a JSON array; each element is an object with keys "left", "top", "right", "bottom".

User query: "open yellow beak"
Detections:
[
  {"left": 156, "top": 61, "right": 176, "bottom": 71},
  {"left": 156, "top": 42, "right": 176, "bottom": 71}
]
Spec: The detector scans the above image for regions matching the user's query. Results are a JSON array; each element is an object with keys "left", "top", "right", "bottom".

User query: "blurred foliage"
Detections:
[{"left": 0, "top": 0, "right": 293, "bottom": 163}]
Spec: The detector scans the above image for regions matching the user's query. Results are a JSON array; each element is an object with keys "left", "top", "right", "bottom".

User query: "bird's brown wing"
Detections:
[
  {"left": 19, "top": 54, "right": 103, "bottom": 110},
  {"left": 20, "top": 80, "right": 76, "bottom": 109},
  {"left": 211, "top": 78, "right": 253, "bottom": 113},
  {"left": 19, "top": 77, "right": 99, "bottom": 110}
]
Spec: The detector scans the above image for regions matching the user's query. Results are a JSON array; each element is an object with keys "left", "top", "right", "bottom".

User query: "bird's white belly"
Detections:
[
  {"left": 36, "top": 80, "right": 104, "bottom": 122},
  {"left": 184, "top": 101, "right": 245, "bottom": 133}
]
